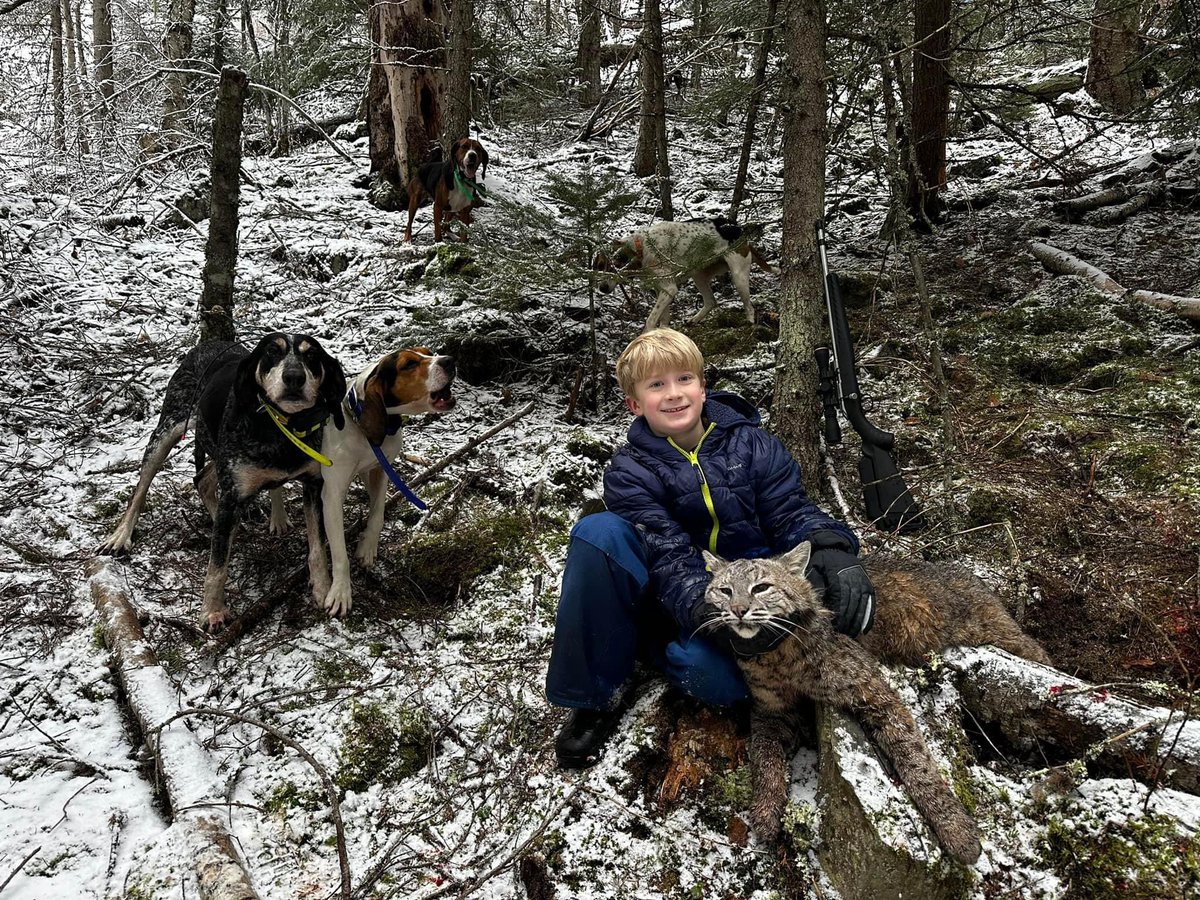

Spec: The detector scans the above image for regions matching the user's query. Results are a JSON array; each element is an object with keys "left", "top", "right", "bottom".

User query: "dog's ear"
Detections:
[
  {"left": 357, "top": 356, "right": 395, "bottom": 446},
  {"left": 234, "top": 342, "right": 267, "bottom": 410},
  {"left": 315, "top": 344, "right": 347, "bottom": 430},
  {"left": 478, "top": 143, "right": 489, "bottom": 179}
]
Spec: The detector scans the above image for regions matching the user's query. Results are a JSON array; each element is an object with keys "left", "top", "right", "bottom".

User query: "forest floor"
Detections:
[{"left": 1, "top": 70, "right": 1199, "bottom": 899}]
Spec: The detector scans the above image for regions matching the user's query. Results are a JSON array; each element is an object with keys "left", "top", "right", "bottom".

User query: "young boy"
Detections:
[{"left": 546, "top": 328, "right": 875, "bottom": 768}]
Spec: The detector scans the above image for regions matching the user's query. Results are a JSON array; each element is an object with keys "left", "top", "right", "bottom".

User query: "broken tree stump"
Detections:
[
  {"left": 88, "top": 558, "right": 260, "bottom": 900},
  {"left": 816, "top": 702, "right": 974, "bottom": 900}
]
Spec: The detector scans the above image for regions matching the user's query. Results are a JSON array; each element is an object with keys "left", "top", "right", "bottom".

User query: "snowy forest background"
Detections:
[{"left": 1, "top": 0, "right": 1199, "bottom": 897}]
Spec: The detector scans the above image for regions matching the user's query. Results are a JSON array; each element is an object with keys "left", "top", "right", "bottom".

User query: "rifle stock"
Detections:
[{"left": 814, "top": 219, "right": 923, "bottom": 533}]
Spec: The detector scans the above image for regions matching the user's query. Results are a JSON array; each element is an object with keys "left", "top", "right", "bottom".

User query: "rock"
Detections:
[{"left": 836, "top": 270, "right": 894, "bottom": 307}]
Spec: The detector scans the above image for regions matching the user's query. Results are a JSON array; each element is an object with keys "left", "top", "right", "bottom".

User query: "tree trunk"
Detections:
[
  {"left": 576, "top": 0, "right": 602, "bottom": 107},
  {"left": 1085, "top": 0, "right": 1143, "bottom": 113},
  {"left": 633, "top": 0, "right": 664, "bottom": 178},
  {"left": 907, "top": 0, "right": 951, "bottom": 221},
  {"left": 444, "top": 0, "right": 473, "bottom": 141},
  {"left": 368, "top": 0, "right": 447, "bottom": 192},
  {"left": 200, "top": 67, "right": 248, "bottom": 344},
  {"left": 213, "top": 0, "right": 229, "bottom": 68},
  {"left": 50, "top": 0, "right": 66, "bottom": 150},
  {"left": 161, "top": 0, "right": 197, "bottom": 143},
  {"left": 60, "top": 0, "right": 90, "bottom": 152},
  {"left": 689, "top": 0, "right": 704, "bottom": 92},
  {"left": 729, "top": 0, "right": 779, "bottom": 220},
  {"left": 274, "top": 0, "right": 292, "bottom": 155},
  {"left": 770, "top": 0, "right": 826, "bottom": 482},
  {"left": 92, "top": 0, "right": 115, "bottom": 106}
]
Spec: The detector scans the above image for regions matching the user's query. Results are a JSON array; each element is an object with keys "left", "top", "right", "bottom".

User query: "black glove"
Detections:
[{"left": 806, "top": 545, "right": 876, "bottom": 637}]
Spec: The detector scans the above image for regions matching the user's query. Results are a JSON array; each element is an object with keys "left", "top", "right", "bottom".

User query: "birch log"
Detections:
[
  {"left": 943, "top": 646, "right": 1200, "bottom": 793},
  {"left": 88, "top": 558, "right": 260, "bottom": 900},
  {"left": 1028, "top": 241, "right": 1200, "bottom": 321}
]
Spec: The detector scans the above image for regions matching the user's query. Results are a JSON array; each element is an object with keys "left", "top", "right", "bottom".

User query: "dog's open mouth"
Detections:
[
  {"left": 464, "top": 162, "right": 479, "bottom": 180},
  {"left": 430, "top": 385, "right": 456, "bottom": 411}
]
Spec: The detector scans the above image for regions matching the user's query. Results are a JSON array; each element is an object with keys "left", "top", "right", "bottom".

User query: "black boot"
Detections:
[{"left": 555, "top": 707, "right": 622, "bottom": 769}]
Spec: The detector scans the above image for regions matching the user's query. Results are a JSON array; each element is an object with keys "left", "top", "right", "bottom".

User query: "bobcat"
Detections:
[{"left": 700, "top": 543, "right": 1051, "bottom": 865}]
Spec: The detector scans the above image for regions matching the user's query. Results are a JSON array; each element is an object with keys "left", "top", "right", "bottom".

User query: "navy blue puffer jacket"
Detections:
[{"left": 603, "top": 391, "right": 858, "bottom": 632}]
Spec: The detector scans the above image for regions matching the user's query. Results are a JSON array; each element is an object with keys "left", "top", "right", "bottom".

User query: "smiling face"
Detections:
[{"left": 626, "top": 368, "right": 707, "bottom": 449}]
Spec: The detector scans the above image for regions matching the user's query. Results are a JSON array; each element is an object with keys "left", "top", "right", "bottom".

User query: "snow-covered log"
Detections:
[
  {"left": 944, "top": 646, "right": 1200, "bottom": 793},
  {"left": 1028, "top": 241, "right": 1200, "bottom": 321},
  {"left": 88, "top": 558, "right": 260, "bottom": 900}
]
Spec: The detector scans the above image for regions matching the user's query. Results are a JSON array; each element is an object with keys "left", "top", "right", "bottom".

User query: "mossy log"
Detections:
[
  {"left": 87, "top": 558, "right": 260, "bottom": 900},
  {"left": 943, "top": 646, "right": 1200, "bottom": 794},
  {"left": 1028, "top": 241, "right": 1200, "bottom": 321}
]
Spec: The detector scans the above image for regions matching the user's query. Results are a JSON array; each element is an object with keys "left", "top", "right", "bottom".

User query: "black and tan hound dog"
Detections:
[
  {"left": 100, "top": 334, "right": 346, "bottom": 631},
  {"left": 404, "top": 138, "right": 489, "bottom": 243}
]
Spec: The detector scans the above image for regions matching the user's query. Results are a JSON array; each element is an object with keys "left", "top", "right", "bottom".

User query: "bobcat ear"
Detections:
[
  {"left": 701, "top": 550, "right": 722, "bottom": 572},
  {"left": 781, "top": 541, "right": 812, "bottom": 575}
]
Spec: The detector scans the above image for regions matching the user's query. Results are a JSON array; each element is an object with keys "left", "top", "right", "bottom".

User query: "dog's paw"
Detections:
[
  {"left": 322, "top": 580, "right": 353, "bottom": 617},
  {"left": 203, "top": 606, "right": 231, "bottom": 633},
  {"left": 97, "top": 530, "right": 132, "bottom": 556},
  {"left": 355, "top": 536, "right": 380, "bottom": 569},
  {"left": 268, "top": 512, "right": 290, "bottom": 536}
]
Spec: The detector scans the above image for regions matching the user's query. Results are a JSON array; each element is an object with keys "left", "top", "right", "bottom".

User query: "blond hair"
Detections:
[{"left": 615, "top": 328, "right": 705, "bottom": 398}]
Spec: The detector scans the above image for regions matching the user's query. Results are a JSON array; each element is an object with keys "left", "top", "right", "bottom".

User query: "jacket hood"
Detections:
[{"left": 627, "top": 389, "right": 760, "bottom": 451}]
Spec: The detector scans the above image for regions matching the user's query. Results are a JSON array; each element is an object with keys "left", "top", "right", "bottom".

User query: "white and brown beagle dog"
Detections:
[{"left": 313, "top": 347, "right": 456, "bottom": 616}]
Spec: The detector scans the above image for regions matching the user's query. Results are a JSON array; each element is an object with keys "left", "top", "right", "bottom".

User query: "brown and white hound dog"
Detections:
[
  {"left": 595, "top": 217, "right": 778, "bottom": 330},
  {"left": 314, "top": 348, "right": 456, "bottom": 616},
  {"left": 100, "top": 334, "right": 347, "bottom": 631},
  {"left": 404, "top": 138, "right": 489, "bottom": 243}
]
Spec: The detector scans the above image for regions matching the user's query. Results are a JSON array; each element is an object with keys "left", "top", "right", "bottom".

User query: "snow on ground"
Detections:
[{"left": 1, "top": 78, "right": 1197, "bottom": 899}]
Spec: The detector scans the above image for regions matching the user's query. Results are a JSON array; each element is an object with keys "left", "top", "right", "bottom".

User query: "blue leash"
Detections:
[{"left": 346, "top": 386, "right": 428, "bottom": 511}]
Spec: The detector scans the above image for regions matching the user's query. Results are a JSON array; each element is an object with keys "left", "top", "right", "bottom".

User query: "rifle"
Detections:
[{"left": 814, "top": 218, "right": 923, "bottom": 533}]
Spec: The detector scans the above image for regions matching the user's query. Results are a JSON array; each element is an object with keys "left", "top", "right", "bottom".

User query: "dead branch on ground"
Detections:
[{"left": 1028, "top": 241, "right": 1200, "bottom": 321}]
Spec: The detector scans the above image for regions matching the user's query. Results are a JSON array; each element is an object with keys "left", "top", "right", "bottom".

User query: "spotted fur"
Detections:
[
  {"left": 595, "top": 217, "right": 777, "bottom": 329},
  {"left": 701, "top": 545, "right": 1050, "bottom": 862}
]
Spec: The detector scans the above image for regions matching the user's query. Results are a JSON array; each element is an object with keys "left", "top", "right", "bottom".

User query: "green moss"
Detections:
[
  {"left": 313, "top": 652, "right": 370, "bottom": 687},
  {"left": 564, "top": 430, "right": 613, "bottom": 464},
  {"left": 425, "top": 243, "right": 480, "bottom": 279},
  {"left": 1039, "top": 811, "right": 1200, "bottom": 899},
  {"left": 263, "top": 780, "right": 324, "bottom": 816},
  {"left": 685, "top": 311, "right": 774, "bottom": 360},
  {"left": 335, "top": 700, "right": 431, "bottom": 793},
  {"left": 782, "top": 801, "right": 818, "bottom": 853},
  {"left": 398, "top": 506, "right": 533, "bottom": 606},
  {"left": 714, "top": 765, "right": 753, "bottom": 811}
]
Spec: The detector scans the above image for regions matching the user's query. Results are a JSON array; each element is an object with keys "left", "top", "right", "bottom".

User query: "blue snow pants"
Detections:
[{"left": 545, "top": 512, "right": 749, "bottom": 710}]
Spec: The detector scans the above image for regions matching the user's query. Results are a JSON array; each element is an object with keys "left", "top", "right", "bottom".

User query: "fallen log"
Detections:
[
  {"left": 943, "top": 646, "right": 1200, "bottom": 793},
  {"left": 1055, "top": 183, "right": 1136, "bottom": 220},
  {"left": 87, "top": 558, "right": 260, "bottom": 900},
  {"left": 1088, "top": 184, "right": 1164, "bottom": 225},
  {"left": 1028, "top": 241, "right": 1200, "bottom": 321}
]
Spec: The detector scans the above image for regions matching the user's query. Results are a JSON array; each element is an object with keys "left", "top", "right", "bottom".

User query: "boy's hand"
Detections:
[{"left": 806, "top": 547, "right": 876, "bottom": 637}]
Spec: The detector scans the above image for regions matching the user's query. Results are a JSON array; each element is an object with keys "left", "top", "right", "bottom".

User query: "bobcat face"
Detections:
[{"left": 700, "top": 543, "right": 819, "bottom": 640}]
